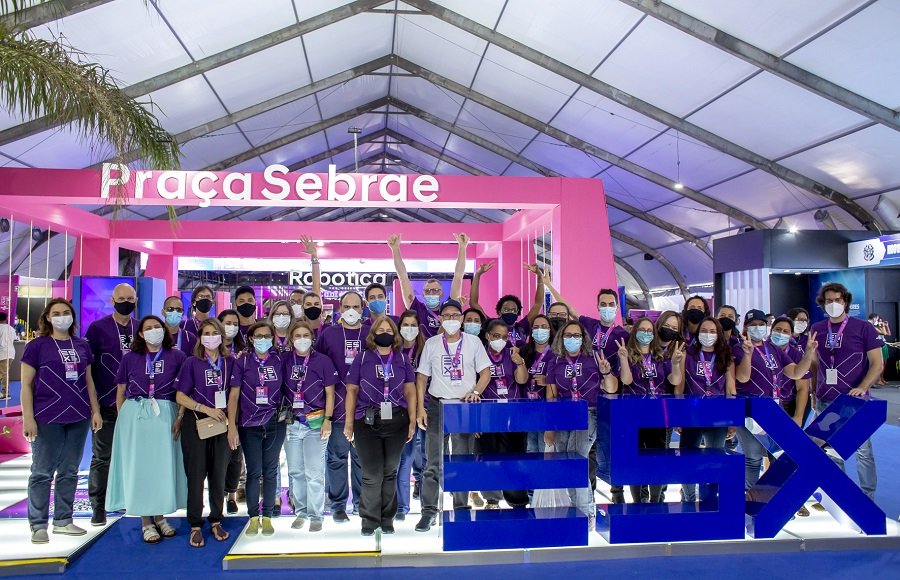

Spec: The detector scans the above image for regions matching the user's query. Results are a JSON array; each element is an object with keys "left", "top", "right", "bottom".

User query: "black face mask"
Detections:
[
  {"left": 236, "top": 303, "right": 256, "bottom": 318},
  {"left": 718, "top": 317, "right": 737, "bottom": 332},
  {"left": 549, "top": 318, "right": 567, "bottom": 331},
  {"left": 304, "top": 306, "right": 322, "bottom": 321},
  {"left": 685, "top": 309, "right": 705, "bottom": 325},
  {"left": 113, "top": 301, "right": 135, "bottom": 316},
  {"left": 194, "top": 298, "right": 213, "bottom": 314},
  {"left": 374, "top": 333, "right": 395, "bottom": 348},
  {"left": 500, "top": 312, "right": 519, "bottom": 326},
  {"left": 658, "top": 327, "right": 679, "bottom": 342}
]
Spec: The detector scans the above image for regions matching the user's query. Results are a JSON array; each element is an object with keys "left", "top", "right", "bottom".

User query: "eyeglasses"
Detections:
[
  {"left": 547, "top": 313, "right": 568, "bottom": 319},
  {"left": 442, "top": 313, "right": 461, "bottom": 320},
  {"left": 423, "top": 288, "right": 442, "bottom": 295},
  {"left": 488, "top": 333, "right": 509, "bottom": 341},
  {"left": 562, "top": 333, "right": 582, "bottom": 339},
  {"left": 499, "top": 307, "right": 519, "bottom": 314},
  {"left": 289, "top": 299, "right": 303, "bottom": 305}
]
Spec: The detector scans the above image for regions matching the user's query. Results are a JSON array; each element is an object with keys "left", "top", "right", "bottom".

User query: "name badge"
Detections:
[
  {"left": 527, "top": 390, "right": 539, "bottom": 400},
  {"left": 380, "top": 401, "right": 393, "bottom": 420},
  {"left": 344, "top": 343, "right": 359, "bottom": 364},
  {"left": 826, "top": 368, "right": 838, "bottom": 385},
  {"left": 571, "top": 389, "right": 581, "bottom": 401},
  {"left": 448, "top": 367, "right": 463, "bottom": 381},
  {"left": 450, "top": 379, "right": 462, "bottom": 389},
  {"left": 214, "top": 390, "right": 227, "bottom": 409},
  {"left": 255, "top": 386, "right": 268, "bottom": 405},
  {"left": 293, "top": 390, "right": 305, "bottom": 409},
  {"left": 64, "top": 362, "right": 78, "bottom": 382}
]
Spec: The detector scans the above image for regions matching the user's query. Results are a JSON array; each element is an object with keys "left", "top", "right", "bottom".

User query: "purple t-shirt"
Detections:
[
  {"left": 546, "top": 352, "right": 602, "bottom": 405},
  {"left": 684, "top": 350, "right": 728, "bottom": 397},
  {"left": 315, "top": 324, "right": 366, "bottom": 422},
  {"left": 579, "top": 316, "right": 629, "bottom": 372},
  {"left": 85, "top": 314, "right": 137, "bottom": 407},
  {"left": 171, "top": 329, "right": 198, "bottom": 357},
  {"left": 115, "top": 348, "right": 186, "bottom": 401},
  {"left": 777, "top": 344, "right": 806, "bottom": 401},
  {"left": 230, "top": 350, "right": 284, "bottom": 427},
  {"left": 622, "top": 356, "right": 672, "bottom": 396},
  {"left": 506, "top": 318, "right": 531, "bottom": 349},
  {"left": 737, "top": 341, "right": 794, "bottom": 398},
  {"left": 22, "top": 336, "right": 94, "bottom": 424},
  {"left": 410, "top": 297, "right": 442, "bottom": 339},
  {"left": 482, "top": 348, "right": 523, "bottom": 401},
  {"left": 792, "top": 333, "right": 809, "bottom": 354},
  {"left": 176, "top": 355, "right": 234, "bottom": 410},
  {"left": 812, "top": 316, "right": 882, "bottom": 402},
  {"left": 281, "top": 350, "right": 338, "bottom": 416},
  {"left": 525, "top": 347, "right": 553, "bottom": 400},
  {"left": 346, "top": 348, "right": 415, "bottom": 419}
]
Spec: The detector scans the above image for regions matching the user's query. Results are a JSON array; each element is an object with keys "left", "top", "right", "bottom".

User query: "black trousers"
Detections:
[
  {"left": 181, "top": 412, "right": 230, "bottom": 527},
  {"left": 628, "top": 428, "right": 667, "bottom": 503},
  {"left": 353, "top": 408, "right": 409, "bottom": 531},
  {"left": 88, "top": 405, "right": 118, "bottom": 511},
  {"left": 477, "top": 432, "right": 529, "bottom": 508},
  {"left": 224, "top": 447, "right": 244, "bottom": 494}
]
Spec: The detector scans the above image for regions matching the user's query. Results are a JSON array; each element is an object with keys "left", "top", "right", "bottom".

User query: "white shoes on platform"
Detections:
[{"left": 53, "top": 523, "right": 87, "bottom": 536}]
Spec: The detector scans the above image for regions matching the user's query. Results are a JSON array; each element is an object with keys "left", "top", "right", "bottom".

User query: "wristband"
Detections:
[
  {"left": 470, "top": 389, "right": 481, "bottom": 396},
  {"left": 310, "top": 258, "right": 320, "bottom": 264},
  {"left": 194, "top": 403, "right": 201, "bottom": 412}
]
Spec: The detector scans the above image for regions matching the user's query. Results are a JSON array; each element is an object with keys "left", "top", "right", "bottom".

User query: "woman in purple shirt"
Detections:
[
  {"left": 676, "top": 317, "right": 736, "bottom": 504},
  {"left": 344, "top": 316, "right": 416, "bottom": 536},
  {"left": 162, "top": 295, "right": 198, "bottom": 356},
  {"left": 175, "top": 318, "right": 234, "bottom": 548},
  {"left": 282, "top": 321, "right": 337, "bottom": 533},
  {"left": 216, "top": 309, "right": 246, "bottom": 514},
  {"left": 544, "top": 321, "right": 617, "bottom": 528},
  {"left": 268, "top": 299, "right": 295, "bottom": 352},
  {"left": 107, "top": 315, "right": 187, "bottom": 544},
  {"left": 478, "top": 319, "right": 529, "bottom": 510},
  {"left": 735, "top": 310, "right": 817, "bottom": 491},
  {"left": 395, "top": 310, "right": 427, "bottom": 521},
  {"left": 769, "top": 317, "right": 811, "bottom": 426},
  {"left": 615, "top": 318, "right": 686, "bottom": 504},
  {"left": 227, "top": 321, "right": 286, "bottom": 538},
  {"left": 21, "top": 298, "right": 102, "bottom": 544}
]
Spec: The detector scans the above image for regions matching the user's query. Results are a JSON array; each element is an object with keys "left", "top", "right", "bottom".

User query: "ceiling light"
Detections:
[
  {"left": 673, "top": 182, "right": 684, "bottom": 190},
  {"left": 788, "top": 225, "right": 799, "bottom": 234},
  {"left": 317, "top": 241, "right": 325, "bottom": 248}
]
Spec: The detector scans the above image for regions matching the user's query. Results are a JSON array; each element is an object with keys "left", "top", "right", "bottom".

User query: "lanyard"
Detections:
[
  {"left": 146, "top": 349, "right": 164, "bottom": 398},
  {"left": 530, "top": 347, "right": 550, "bottom": 391},
  {"left": 174, "top": 329, "right": 182, "bottom": 351},
  {"left": 594, "top": 324, "right": 614, "bottom": 348},
  {"left": 251, "top": 350, "right": 273, "bottom": 380},
  {"left": 205, "top": 354, "right": 224, "bottom": 389},
  {"left": 442, "top": 334, "right": 463, "bottom": 369},
  {"left": 827, "top": 317, "right": 849, "bottom": 369},
  {"left": 53, "top": 337, "right": 77, "bottom": 380},
  {"left": 292, "top": 351, "right": 310, "bottom": 396},
  {"left": 275, "top": 334, "right": 288, "bottom": 350},
  {"left": 754, "top": 342, "right": 779, "bottom": 397},
  {"left": 641, "top": 353, "right": 657, "bottom": 394},
  {"left": 698, "top": 350, "right": 716, "bottom": 394},
  {"left": 112, "top": 316, "right": 135, "bottom": 353},
  {"left": 376, "top": 350, "right": 395, "bottom": 400},
  {"left": 487, "top": 347, "right": 505, "bottom": 365},
  {"left": 405, "top": 346, "right": 417, "bottom": 367},
  {"left": 566, "top": 354, "right": 581, "bottom": 391}
]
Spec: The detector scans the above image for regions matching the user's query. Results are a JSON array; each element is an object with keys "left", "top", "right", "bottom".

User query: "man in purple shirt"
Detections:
[
  {"left": 388, "top": 233, "right": 467, "bottom": 339},
  {"left": 362, "top": 283, "right": 400, "bottom": 329},
  {"left": 812, "top": 282, "right": 883, "bottom": 501},
  {"left": 315, "top": 291, "right": 365, "bottom": 522},
  {"left": 84, "top": 282, "right": 137, "bottom": 526}
]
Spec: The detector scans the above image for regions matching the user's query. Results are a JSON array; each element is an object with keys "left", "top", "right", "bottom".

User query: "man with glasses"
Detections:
[
  {"left": 414, "top": 299, "right": 492, "bottom": 532},
  {"left": 388, "top": 233, "right": 469, "bottom": 339},
  {"left": 84, "top": 282, "right": 137, "bottom": 526}
]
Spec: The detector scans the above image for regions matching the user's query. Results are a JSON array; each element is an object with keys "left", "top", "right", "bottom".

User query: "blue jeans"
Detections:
[
  {"left": 29, "top": 420, "right": 90, "bottom": 530},
  {"left": 238, "top": 418, "right": 286, "bottom": 518},
  {"left": 735, "top": 426, "right": 766, "bottom": 490},
  {"left": 554, "top": 409, "right": 597, "bottom": 517},
  {"left": 679, "top": 427, "right": 728, "bottom": 502},
  {"left": 284, "top": 421, "right": 328, "bottom": 522},
  {"left": 396, "top": 427, "right": 426, "bottom": 514},
  {"left": 815, "top": 400, "right": 876, "bottom": 501},
  {"left": 327, "top": 422, "right": 361, "bottom": 513}
]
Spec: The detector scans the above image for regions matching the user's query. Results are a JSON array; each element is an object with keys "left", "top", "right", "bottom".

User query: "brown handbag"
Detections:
[{"left": 194, "top": 411, "right": 228, "bottom": 440}]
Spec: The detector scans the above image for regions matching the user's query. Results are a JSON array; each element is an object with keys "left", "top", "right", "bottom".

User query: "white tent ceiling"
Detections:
[{"left": 1, "top": 0, "right": 899, "bottom": 296}]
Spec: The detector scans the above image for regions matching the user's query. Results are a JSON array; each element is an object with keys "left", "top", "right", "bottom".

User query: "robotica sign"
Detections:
[
  {"left": 100, "top": 163, "right": 440, "bottom": 208},
  {"left": 288, "top": 271, "right": 388, "bottom": 287}
]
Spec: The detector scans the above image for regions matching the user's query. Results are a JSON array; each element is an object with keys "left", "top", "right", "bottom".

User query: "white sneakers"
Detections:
[{"left": 53, "top": 523, "right": 87, "bottom": 536}]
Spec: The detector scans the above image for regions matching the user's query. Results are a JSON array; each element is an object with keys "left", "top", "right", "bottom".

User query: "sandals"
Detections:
[
  {"left": 190, "top": 527, "right": 205, "bottom": 548},
  {"left": 211, "top": 523, "right": 230, "bottom": 542},
  {"left": 142, "top": 524, "right": 161, "bottom": 544},
  {"left": 155, "top": 518, "right": 177, "bottom": 538}
]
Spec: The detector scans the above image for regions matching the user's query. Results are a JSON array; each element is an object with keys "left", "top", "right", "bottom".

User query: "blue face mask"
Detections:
[
  {"left": 253, "top": 337, "right": 273, "bottom": 353},
  {"left": 532, "top": 328, "right": 550, "bottom": 344},
  {"left": 464, "top": 322, "right": 481, "bottom": 335},
  {"left": 598, "top": 306, "right": 617, "bottom": 323},
  {"left": 563, "top": 337, "right": 583, "bottom": 353},
  {"left": 368, "top": 299, "right": 387, "bottom": 315},
  {"left": 769, "top": 332, "right": 790, "bottom": 347},
  {"left": 424, "top": 295, "right": 441, "bottom": 309},
  {"left": 636, "top": 330, "right": 654, "bottom": 346},
  {"left": 748, "top": 326, "right": 768, "bottom": 342},
  {"left": 164, "top": 311, "right": 182, "bottom": 327}
]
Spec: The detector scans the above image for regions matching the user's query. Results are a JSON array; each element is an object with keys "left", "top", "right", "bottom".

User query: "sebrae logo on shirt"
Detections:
[
  {"left": 258, "top": 366, "right": 278, "bottom": 382},
  {"left": 427, "top": 317, "right": 440, "bottom": 329},
  {"left": 490, "top": 364, "right": 505, "bottom": 378},
  {"left": 204, "top": 368, "right": 221, "bottom": 387},
  {"left": 344, "top": 339, "right": 361, "bottom": 355},
  {"left": 565, "top": 363, "right": 582, "bottom": 379},
  {"left": 642, "top": 364, "right": 658, "bottom": 379},
  {"left": 59, "top": 349, "right": 80, "bottom": 364},
  {"left": 375, "top": 364, "right": 395, "bottom": 380},
  {"left": 531, "top": 361, "right": 546, "bottom": 374},
  {"left": 825, "top": 333, "right": 843, "bottom": 349},
  {"left": 696, "top": 360, "right": 713, "bottom": 376},
  {"left": 120, "top": 333, "right": 133, "bottom": 351},
  {"left": 761, "top": 353, "right": 778, "bottom": 370},
  {"left": 146, "top": 360, "right": 165, "bottom": 375},
  {"left": 441, "top": 354, "right": 465, "bottom": 376},
  {"left": 290, "top": 365, "right": 307, "bottom": 381}
]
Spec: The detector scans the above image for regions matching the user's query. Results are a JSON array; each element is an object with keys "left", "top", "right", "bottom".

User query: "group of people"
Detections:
[{"left": 19, "top": 233, "right": 885, "bottom": 545}]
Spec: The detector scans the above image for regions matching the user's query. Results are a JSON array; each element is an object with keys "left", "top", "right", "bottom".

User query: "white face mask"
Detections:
[
  {"left": 793, "top": 321, "right": 808, "bottom": 334},
  {"left": 442, "top": 319, "right": 461, "bottom": 335},
  {"left": 224, "top": 324, "right": 239, "bottom": 339},
  {"left": 698, "top": 333, "right": 717, "bottom": 347},
  {"left": 291, "top": 304, "right": 303, "bottom": 318},
  {"left": 400, "top": 326, "right": 419, "bottom": 342},
  {"left": 825, "top": 302, "right": 845, "bottom": 318},
  {"left": 51, "top": 314, "right": 73, "bottom": 331},
  {"left": 489, "top": 338, "right": 507, "bottom": 352},
  {"left": 272, "top": 314, "right": 291, "bottom": 329},
  {"left": 293, "top": 337, "right": 312, "bottom": 353},
  {"left": 342, "top": 309, "right": 362, "bottom": 325},
  {"left": 143, "top": 327, "right": 165, "bottom": 346}
]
